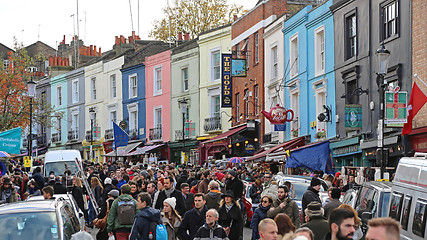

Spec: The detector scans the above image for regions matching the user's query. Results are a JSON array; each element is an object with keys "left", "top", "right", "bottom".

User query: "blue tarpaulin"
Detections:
[{"left": 285, "top": 141, "right": 333, "bottom": 173}]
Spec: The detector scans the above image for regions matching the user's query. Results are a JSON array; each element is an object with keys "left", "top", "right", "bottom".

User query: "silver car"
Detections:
[{"left": 0, "top": 198, "right": 82, "bottom": 240}]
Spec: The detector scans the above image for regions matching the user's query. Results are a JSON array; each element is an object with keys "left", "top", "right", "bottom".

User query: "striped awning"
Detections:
[{"left": 127, "top": 144, "right": 164, "bottom": 156}]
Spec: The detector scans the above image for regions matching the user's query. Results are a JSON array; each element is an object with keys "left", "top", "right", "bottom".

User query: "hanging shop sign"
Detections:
[
  {"left": 221, "top": 54, "right": 232, "bottom": 107},
  {"left": 231, "top": 59, "right": 247, "bottom": 77},
  {"left": 261, "top": 104, "right": 294, "bottom": 124},
  {"left": 385, "top": 86, "right": 407, "bottom": 125},
  {"left": 245, "top": 143, "right": 256, "bottom": 154},
  {"left": 345, "top": 104, "right": 362, "bottom": 131}
]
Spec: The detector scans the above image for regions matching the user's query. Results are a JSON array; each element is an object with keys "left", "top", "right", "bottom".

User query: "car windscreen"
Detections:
[
  {"left": 0, "top": 212, "right": 59, "bottom": 239},
  {"left": 291, "top": 182, "right": 310, "bottom": 201},
  {"left": 45, "top": 161, "right": 79, "bottom": 176}
]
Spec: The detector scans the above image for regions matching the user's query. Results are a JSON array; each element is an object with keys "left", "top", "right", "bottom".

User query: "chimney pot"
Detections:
[
  {"left": 49, "top": 56, "right": 53, "bottom": 66},
  {"left": 99, "top": 48, "right": 102, "bottom": 56},
  {"left": 178, "top": 32, "right": 183, "bottom": 41},
  {"left": 184, "top": 33, "right": 190, "bottom": 41},
  {"left": 234, "top": 14, "right": 238, "bottom": 21},
  {"left": 94, "top": 46, "right": 97, "bottom": 56}
]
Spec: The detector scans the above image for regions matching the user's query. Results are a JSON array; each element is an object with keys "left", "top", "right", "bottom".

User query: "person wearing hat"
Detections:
[
  {"left": 301, "top": 177, "right": 322, "bottom": 223},
  {"left": 218, "top": 190, "right": 243, "bottom": 240},
  {"left": 300, "top": 202, "right": 329, "bottom": 240},
  {"left": 162, "top": 197, "right": 182, "bottom": 240},
  {"left": 215, "top": 172, "right": 226, "bottom": 192},
  {"left": 94, "top": 189, "right": 119, "bottom": 240},
  {"left": 324, "top": 188, "right": 342, "bottom": 219},
  {"left": 107, "top": 184, "right": 140, "bottom": 240},
  {"left": 267, "top": 185, "right": 300, "bottom": 228},
  {"left": 101, "top": 177, "right": 115, "bottom": 203},
  {"left": 225, "top": 169, "right": 244, "bottom": 200}
]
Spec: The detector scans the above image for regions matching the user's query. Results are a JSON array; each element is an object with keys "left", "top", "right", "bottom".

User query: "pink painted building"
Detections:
[{"left": 145, "top": 50, "right": 171, "bottom": 160}]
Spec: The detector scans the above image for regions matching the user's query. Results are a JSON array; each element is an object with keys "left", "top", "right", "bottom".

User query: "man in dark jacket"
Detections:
[
  {"left": 53, "top": 176, "right": 67, "bottom": 194},
  {"left": 180, "top": 183, "right": 194, "bottom": 213},
  {"left": 176, "top": 170, "right": 188, "bottom": 190},
  {"left": 155, "top": 176, "right": 186, "bottom": 216},
  {"left": 301, "top": 202, "right": 329, "bottom": 240},
  {"left": 323, "top": 188, "right": 342, "bottom": 219},
  {"left": 32, "top": 167, "right": 45, "bottom": 190},
  {"left": 267, "top": 185, "right": 300, "bottom": 228},
  {"left": 101, "top": 177, "right": 114, "bottom": 203},
  {"left": 225, "top": 169, "right": 243, "bottom": 200},
  {"left": 197, "top": 170, "right": 210, "bottom": 194},
  {"left": 194, "top": 209, "right": 229, "bottom": 240},
  {"left": 129, "top": 192, "right": 161, "bottom": 240},
  {"left": 302, "top": 177, "right": 322, "bottom": 222},
  {"left": 179, "top": 193, "right": 208, "bottom": 240}
]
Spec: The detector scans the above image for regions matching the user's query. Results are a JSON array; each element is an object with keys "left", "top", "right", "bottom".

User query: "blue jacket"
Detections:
[
  {"left": 129, "top": 207, "right": 161, "bottom": 240},
  {"left": 32, "top": 172, "right": 45, "bottom": 190},
  {"left": 178, "top": 205, "right": 208, "bottom": 240},
  {"left": 251, "top": 205, "right": 270, "bottom": 240}
]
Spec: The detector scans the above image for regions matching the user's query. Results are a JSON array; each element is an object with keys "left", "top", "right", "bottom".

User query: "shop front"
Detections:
[
  {"left": 169, "top": 140, "right": 198, "bottom": 165},
  {"left": 360, "top": 134, "right": 404, "bottom": 169},
  {"left": 330, "top": 137, "right": 363, "bottom": 170},
  {"left": 82, "top": 138, "right": 105, "bottom": 163},
  {"left": 409, "top": 126, "right": 427, "bottom": 153}
]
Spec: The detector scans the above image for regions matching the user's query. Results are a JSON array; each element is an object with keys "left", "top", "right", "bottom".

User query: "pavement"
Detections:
[{"left": 87, "top": 226, "right": 253, "bottom": 239}]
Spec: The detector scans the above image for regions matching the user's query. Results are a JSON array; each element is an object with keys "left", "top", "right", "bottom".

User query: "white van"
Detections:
[
  {"left": 44, "top": 150, "right": 82, "bottom": 177},
  {"left": 389, "top": 152, "right": 427, "bottom": 240}
]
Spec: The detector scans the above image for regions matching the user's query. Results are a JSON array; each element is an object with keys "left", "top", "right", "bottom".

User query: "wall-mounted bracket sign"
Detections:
[
  {"left": 221, "top": 54, "right": 232, "bottom": 107},
  {"left": 261, "top": 104, "right": 294, "bottom": 124}
]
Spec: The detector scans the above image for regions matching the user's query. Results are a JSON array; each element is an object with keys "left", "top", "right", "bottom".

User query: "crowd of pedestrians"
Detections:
[{"left": 0, "top": 158, "right": 402, "bottom": 240}]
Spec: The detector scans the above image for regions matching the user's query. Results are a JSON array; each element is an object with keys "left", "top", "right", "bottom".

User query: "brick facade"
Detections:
[
  {"left": 412, "top": 0, "right": 427, "bottom": 128},
  {"left": 231, "top": 0, "right": 288, "bottom": 144}
]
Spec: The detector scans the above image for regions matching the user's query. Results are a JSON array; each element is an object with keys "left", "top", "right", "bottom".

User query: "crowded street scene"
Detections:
[{"left": 1, "top": 0, "right": 427, "bottom": 239}]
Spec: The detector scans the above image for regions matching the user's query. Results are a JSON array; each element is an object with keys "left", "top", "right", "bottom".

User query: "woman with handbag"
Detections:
[
  {"left": 94, "top": 189, "right": 119, "bottom": 240},
  {"left": 218, "top": 190, "right": 243, "bottom": 240}
]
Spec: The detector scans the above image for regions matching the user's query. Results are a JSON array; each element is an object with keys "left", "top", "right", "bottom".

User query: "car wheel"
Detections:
[{"left": 242, "top": 209, "right": 249, "bottom": 227}]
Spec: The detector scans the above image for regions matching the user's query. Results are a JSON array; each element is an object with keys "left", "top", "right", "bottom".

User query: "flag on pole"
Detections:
[
  {"left": 113, "top": 122, "right": 128, "bottom": 147},
  {"left": 402, "top": 81, "right": 427, "bottom": 135}
]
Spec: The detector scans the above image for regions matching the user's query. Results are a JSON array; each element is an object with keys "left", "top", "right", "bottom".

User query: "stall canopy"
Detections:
[
  {"left": 103, "top": 142, "right": 142, "bottom": 157},
  {"left": 285, "top": 141, "right": 333, "bottom": 173},
  {"left": 127, "top": 144, "right": 164, "bottom": 156},
  {"left": 246, "top": 137, "right": 305, "bottom": 162},
  {"left": 202, "top": 125, "right": 247, "bottom": 144}
]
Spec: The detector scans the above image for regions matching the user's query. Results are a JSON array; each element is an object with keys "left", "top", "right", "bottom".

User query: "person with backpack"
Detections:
[
  {"left": 94, "top": 189, "right": 119, "bottom": 240},
  {"left": 107, "top": 184, "right": 140, "bottom": 240},
  {"left": 130, "top": 192, "right": 167, "bottom": 240}
]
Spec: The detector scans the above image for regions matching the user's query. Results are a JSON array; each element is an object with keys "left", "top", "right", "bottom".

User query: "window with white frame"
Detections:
[
  {"left": 254, "top": 33, "right": 259, "bottom": 64},
  {"left": 271, "top": 46, "right": 278, "bottom": 80},
  {"left": 211, "top": 50, "right": 221, "bottom": 81},
  {"left": 381, "top": 0, "right": 399, "bottom": 41},
  {"left": 346, "top": 13, "right": 357, "bottom": 59},
  {"left": 182, "top": 68, "right": 189, "bottom": 92},
  {"left": 57, "top": 86, "right": 62, "bottom": 106},
  {"left": 154, "top": 66, "right": 162, "bottom": 95},
  {"left": 130, "top": 111, "right": 137, "bottom": 131},
  {"left": 211, "top": 95, "right": 220, "bottom": 118},
  {"left": 236, "top": 93, "right": 240, "bottom": 122},
  {"left": 110, "top": 111, "right": 117, "bottom": 128},
  {"left": 111, "top": 74, "right": 116, "bottom": 98},
  {"left": 315, "top": 26, "right": 325, "bottom": 75},
  {"left": 129, "top": 74, "right": 137, "bottom": 98},
  {"left": 72, "top": 79, "right": 79, "bottom": 103},
  {"left": 289, "top": 34, "right": 299, "bottom": 77},
  {"left": 91, "top": 77, "right": 97, "bottom": 100},
  {"left": 254, "top": 85, "right": 259, "bottom": 116},
  {"left": 288, "top": 80, "right": 300, "bottom": 137},
  {"left": 154, "top": 107, "right": 162, "bottom": 128},
  {"left": 72, "top": 113, "right": 79, "bottom": 134},
  {"left": 313, "top": 79, "right": 327, "bottom": 133},
  {"left": 3, "top": 60, "right": 9, "bottom": 71},
  {"left": 244, "top": 89, "right": 249, "bottom": 119}
]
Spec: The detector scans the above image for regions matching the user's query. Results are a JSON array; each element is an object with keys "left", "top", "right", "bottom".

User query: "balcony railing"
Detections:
[
  {"left": 129, "top": 128, "right": 138, "bottom": 140},
  {"left": 85, "top": 130, "right": 99, "bottom": 142},
  {"left": 175, "top": 130, "right": 187, "bottom": 141},
  {"left": 68, "top": 129, "right": 79, "bottom": 141},
  {"left": 204, "top": 116, "right": 221, "bottom": 133},
  {"left": 37, "top": 133, "right": 47, "bottom": 146},
  {"left": 105, "top": 129, "right": 114, "bottom": 140},
  {"left": 52, "top": 133, "right": 62, "bottom": 143},
  {"left": 149, "top": 126, "right": 162, "bottom": 141}
]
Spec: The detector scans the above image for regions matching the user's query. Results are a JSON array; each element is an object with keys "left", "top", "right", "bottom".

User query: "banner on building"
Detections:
[
  {"left": 185, "top": 122, "right": 196, "bottom": 137},
  {"left": 0, "top": 127, "right": 21, "bottom": 154},
  {"left": 345, "top": 104, "right": 362, "bottom": 131},
  {"left": 231, "top": 59, "right": 247, "bottom": 77},
  {"left": 385, "top": 86, "right": 407, "bottom": 125},
  {"left": 221, "top": 54, "right": 232, "bottom": 107}
]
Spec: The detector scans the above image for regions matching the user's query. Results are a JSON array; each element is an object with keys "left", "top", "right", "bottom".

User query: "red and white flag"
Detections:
[{"left": 402, "top": 81, "right": 427, "bottom": 135}]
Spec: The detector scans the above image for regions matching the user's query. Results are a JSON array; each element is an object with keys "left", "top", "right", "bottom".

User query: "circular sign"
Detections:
[{"left": 119, "top": 120, "right": 128, "bottom": 130}]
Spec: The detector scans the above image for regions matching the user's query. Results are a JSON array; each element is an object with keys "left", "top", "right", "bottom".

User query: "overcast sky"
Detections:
[{"left": 0, "top": 0, "right": 258, "bottom": 51}]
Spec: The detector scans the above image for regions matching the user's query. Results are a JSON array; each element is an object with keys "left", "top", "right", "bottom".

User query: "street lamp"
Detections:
[
  {"left": 376, "top": 43, "right": 390, "bottom": 179},
  {"left": 27, "top": 77, "right": 36, "bottom": 161},
  {"left": 89, "top": 107, "right": 96, "bottom": 161},
  {"left": 178, "top": 99, "right": 188, "bottom": 164}
]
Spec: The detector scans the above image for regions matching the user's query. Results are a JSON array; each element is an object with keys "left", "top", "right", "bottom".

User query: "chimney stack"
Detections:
[
  {"left": 234, "top": 14, "right": 238, "bottom": 21},
  {"left": 184, "top": 33, "right": 190, "bottom": 41},
  {"left": 178, "top": 32, "right": 183, "bottom": 41}
]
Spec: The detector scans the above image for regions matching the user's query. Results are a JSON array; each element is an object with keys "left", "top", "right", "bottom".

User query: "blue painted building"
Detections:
[
  {"left": 283, "top": 0, "right": 335, "bottom": 142},
  {"left": 50, "top": 73, "right": 68, "bottom": 150}
]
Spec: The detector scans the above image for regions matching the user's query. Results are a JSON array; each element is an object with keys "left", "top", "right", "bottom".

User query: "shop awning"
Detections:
[
  {"left": 103, "top": 142, "right": 142, "bottom": 157},
  {"left": 127, "top": 144, "right": 164, "bottom": 156},
  {"left": 202, "top": 125, "right": 247, "bottom": 145},
  {"left": 246, "top": 137, "right": 305, "bottom": 162},
  {"left": 285, "top": 140, "right": 334, "bottom": 173}
]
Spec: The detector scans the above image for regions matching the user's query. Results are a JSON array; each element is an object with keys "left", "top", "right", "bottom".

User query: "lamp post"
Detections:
[
  {"left": 89, "top": 107, "right": 95, "bottom": 161},
  {"left": 27, "top": 77, "right": 36, "bottom": 161},
  {"left": 178, "top": 99, "right": 188, "bottom": 164},
  {"left": 376, "top": 44, "right": 390, "bottom": 179}
]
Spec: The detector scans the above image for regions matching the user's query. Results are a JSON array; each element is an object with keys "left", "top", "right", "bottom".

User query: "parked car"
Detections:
[
  {"left": 0, "top": 197, "right": 82, "bottom": 239},
  {"left": 242, "top": 180, "right": 254, "bottom": 227},
  {"left": 27, "top": 193, "right": 86, "bottom": 231},
  {"left": 353, "top": 181, "right": 391, "bottom": 219},
  {"left": 389, "top": 152, "right": 427, "bottom": 240}
]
